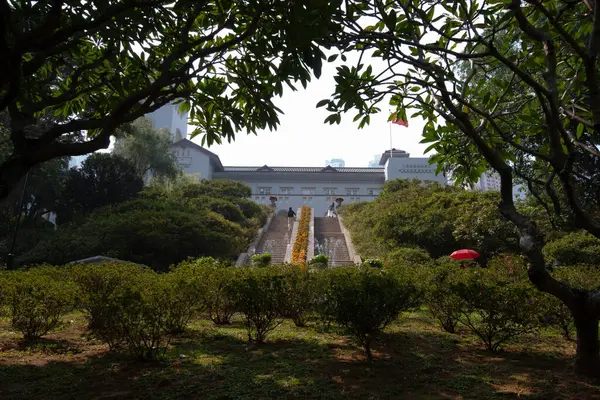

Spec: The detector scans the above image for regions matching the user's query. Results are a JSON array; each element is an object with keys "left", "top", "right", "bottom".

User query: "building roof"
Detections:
[
  {"left": 172, "top": 139, "right": 224, "bottom": 170},
  {"left": 379, "top": 148, "right": 409, "bottom": 165},
  {"left": 222, "top": 166, "right": 384, "bottom": 173}
]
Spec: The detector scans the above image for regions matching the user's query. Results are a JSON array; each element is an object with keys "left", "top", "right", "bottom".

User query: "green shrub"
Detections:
[
  {"left": 424, "top": 263, "right": 463, "bottom": 334},
  {"left": 234, "top": 267, "right": 286, "bottom": 343},
  {"left": 450, "top": 265, "right": 540, "bottom": 352},
  {"left": 543, "top": 231, "right": 600, "bottom": 266},
  {"left": 161, "top": 262, "right": 206, "bottom": 333},
  {"left": 280, "top": 266, "right": 317, "bottom": 327},
  {"left": 199, "top": 259, "right": 241, "bottom": 325},
  {"left": 316, "top": 266, "right": 419, "bottom": 362},
  {"left": 385, "top": 247, "right": 431, "bottom": 267},
  {"left": 251, "top": 253, "right": 272, "bottom": 267},
  {"left": 362, "top": 258, "right": 384, "bottom": 269},
  {"left": 308, "top": 254, "right": 329, "bottom": 267},
  {"left": 72, "top": 262, "right": 149, "bottom": 349},
  {"left": 7, "top": 266, "right": 77, "bottom": 341},
  {"left": 112, "top": 273, "right": 174, "bottom": 360},
  {"left": 536, "top": 266, "right": 600, "bottom": 340}
]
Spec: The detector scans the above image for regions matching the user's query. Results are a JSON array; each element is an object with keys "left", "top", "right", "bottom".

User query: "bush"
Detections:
[
  {"left": 450, "top": 265, "right": 540, "bottom": 352},
  {"left": 74, "top": 263, "right": 175, "bottom": 360},
  {"left": 112, "top": 273, "right": 174, "bottom": 360},
  {"left": 280, "top": 266, "right": 317, "bottom": 327},
  {"left": 251, "top": 253, "right": 272, "bottom": 267},
  {"left": 7, "top": 266, "right": 77, "bottom": 341},
  {"left": 72, "top": 262, "right": 150, "bottom": 349},
  {"left": 543, "top": 231, "right": 600, "bottom": 266},
  {"left": 424, "top": 263, "right": 463, "bottom": 334},
  {"left": 316, "top": 267, "right": 419, "bottom": 362},
  {"left": 385, "top": 247, "right": 431, "bottom": 267},
  {"left": 536, "top": 266, "right": 600, "bottom": 340},
  {"left": 308, "top": 254, "right": 329, "bottom": 268},
  {"left": 234, "top": 267, "right": 286, "bottom": 343},
  {"left": 161, "top": 262, "right": 206, "bottom": 333},
  {"left": 362, "top": 258, "right": 383, "bottom": 269},
  {"left": 199, "top": 259, "right": 241, "bottom": 325}
]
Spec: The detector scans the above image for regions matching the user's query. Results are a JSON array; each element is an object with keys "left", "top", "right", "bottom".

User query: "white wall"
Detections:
[
  {"left": 173, "top": 146, "right": 213, "bottom": 179},
  {"left": 146, "top": 103, "right": 188, "bottom": 139},
  {"left": 384, "top": 157, "right": 446, "bottom": 184},
  {"left": 226, "top": 180, "right": 382, "bottom": 216}
]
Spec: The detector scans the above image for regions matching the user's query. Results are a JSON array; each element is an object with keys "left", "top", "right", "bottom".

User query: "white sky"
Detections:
[{"left": 188, "top": 58, "right": 430, "bottom": 168}]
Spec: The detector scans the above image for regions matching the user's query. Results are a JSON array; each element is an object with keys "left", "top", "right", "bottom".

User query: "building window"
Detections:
[
  {"left": 368, "top": 189, "right": 378, "bottom": 196},
  {"left": 258, "top": 187, "right": 271, "bottom": 195},
  {"left": 323, "top": 188, "right": 337, "bottom": 196},
  {"left": 280, "top": 187, "right": 294, "bottom": 195},
  {"left": 346, "top": 188, "right": 359, "bottom": 196},
  {"left": 302, "top": 187, "right": 316, "bottom": 195}
]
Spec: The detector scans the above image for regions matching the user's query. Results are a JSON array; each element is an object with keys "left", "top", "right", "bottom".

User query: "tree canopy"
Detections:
[
  {"left": 20, "top": 180, "right": 269, "bottom": 270},
  {"left": 0, "top": 0, "right": 343, "bottom": 200},
  {"left": 322, "top": 0, "right": 600, "bottom": 374},
  {"left": 56, "top": 153, "right": 143, "bottom": 224},
  {"left": 113, "top": 117, "right": 180, "bottom": 182}
]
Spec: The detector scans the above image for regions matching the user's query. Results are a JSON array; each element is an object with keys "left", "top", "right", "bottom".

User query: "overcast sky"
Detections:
[{"left": 188, "top": 58, "right": 429, "bottom": 168}]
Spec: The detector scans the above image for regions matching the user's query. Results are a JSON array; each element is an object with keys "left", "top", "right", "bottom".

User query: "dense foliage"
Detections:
[
  {"left": 113, "top": 117, "right": 181, "bottom": 182},
  {"left": 18, "top": 180, "right": 267, "bottom": 270},
  {"left": 0, "top": 0, "right": 344, "bottom": 200},
  {"left": 1, "top": 257, "right": 600, "bottom": 365},
  {"left": 341, "top": 180, "right": 529, "bottom": 261},
  {"left": 56, "top": 153, "right": 144, "bottom": 224},
  {"left": 323, "top": 0, "right": 600, "bottom": 375}
]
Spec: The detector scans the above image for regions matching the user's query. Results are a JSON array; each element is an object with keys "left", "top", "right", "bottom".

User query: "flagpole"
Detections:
[{"left": 389, "top": 110, "right": 393, "bottom": 159}]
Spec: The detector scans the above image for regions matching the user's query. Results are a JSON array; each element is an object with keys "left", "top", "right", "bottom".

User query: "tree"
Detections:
[
  {"left": 57, "top": 153, "right": 143, "bottom": 224},
  {"left": 0, "top": 0, "right": 344, "bottom": 200},
  {"left": 113, "top": 117, "right": 180, "bottom": 182},
  {"left": 322, "top": 0, "right": 600, "bottom": 374},
  {"left": 22, "top": 180, "right": 268, "bottom": 269},
  {"left": 340, "top": 180, "right": 522, "bottom": 260}
]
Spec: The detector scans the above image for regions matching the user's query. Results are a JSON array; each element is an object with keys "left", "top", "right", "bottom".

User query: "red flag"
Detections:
[{"left": 391, "top": 114, "right": 408, "bottom": 127}]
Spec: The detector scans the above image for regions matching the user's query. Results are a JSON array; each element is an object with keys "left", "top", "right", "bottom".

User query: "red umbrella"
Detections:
[{"left": 450, "top": 249, "right": 480, "bottom": 260}]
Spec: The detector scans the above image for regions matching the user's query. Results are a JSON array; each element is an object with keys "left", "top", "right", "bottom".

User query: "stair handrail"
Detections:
[{"left": 337, "top": 214, "right": 362, "bottom": 265}]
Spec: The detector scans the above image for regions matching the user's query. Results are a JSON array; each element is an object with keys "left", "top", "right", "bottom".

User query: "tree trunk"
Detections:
[
  {"left": 573, "top": 312, "right": 600, "bottom": 376},
  {"left": 364, "top": 341, "right": 373, "bottom": 363}
]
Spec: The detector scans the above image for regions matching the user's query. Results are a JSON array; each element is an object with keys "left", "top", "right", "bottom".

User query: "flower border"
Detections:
[{"left": 291, "top": 206, "right": 311, "bottom": 265}]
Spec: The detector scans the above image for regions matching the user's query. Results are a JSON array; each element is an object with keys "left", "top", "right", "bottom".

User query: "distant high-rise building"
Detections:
[
  {"left": 473, "top": 171, "right": 502, "bottom": 192},
  {"left": 146, "top": 102, "right": 188, "bottom": 141},
  {"left": 325, "top": 158, "right": 345, "bottom": 168},
  {"left": 368, "top": 155, "right": 380, "bottom": 168}
]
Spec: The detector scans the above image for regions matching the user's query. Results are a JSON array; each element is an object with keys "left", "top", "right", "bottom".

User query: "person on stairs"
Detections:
[
  {"left": 327, "top": 202, "right": 337, "bottom": 218},
  {"left": 287, "top": 207, "right": 296, "bottom": 221}
]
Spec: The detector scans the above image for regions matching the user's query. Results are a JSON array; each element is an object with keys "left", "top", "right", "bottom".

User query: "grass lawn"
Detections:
[{"left": 0, "top": 310, "right": 598, "bottom": 399}]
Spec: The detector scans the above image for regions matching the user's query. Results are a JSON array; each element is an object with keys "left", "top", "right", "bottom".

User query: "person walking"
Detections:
[
  {"left": 327, "top": 202, "right": 337, "bottom": 218},
  {"left": 287, "top": 207, "right": 296, "bottom": 221}
]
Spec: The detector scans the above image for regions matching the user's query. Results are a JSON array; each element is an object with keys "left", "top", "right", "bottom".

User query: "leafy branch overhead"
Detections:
[
  {"left": 0, "top": 0, "right": 343, "bottom": 199},
  {"left": 322, "top": 0, "right": 600, "bottom": 375}
]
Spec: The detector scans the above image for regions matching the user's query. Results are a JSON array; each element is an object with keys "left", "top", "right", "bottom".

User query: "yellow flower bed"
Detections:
[{"left": 291, "top": 206, "right": 311, "bottom": 265}]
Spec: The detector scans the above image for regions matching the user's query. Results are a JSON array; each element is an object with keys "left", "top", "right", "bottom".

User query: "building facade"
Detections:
[
  {"left": 172, "top": 142, "right": 447, "bottom": 216},
  {"left": 146, "top": 103, "right": 188, "bottom": 140}
]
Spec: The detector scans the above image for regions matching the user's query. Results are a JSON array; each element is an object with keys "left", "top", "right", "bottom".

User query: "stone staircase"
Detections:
[
  {"left": 314, "top": 217, "right": 354, "bottom": 266},
  {"left": 254, "top": 216, "right": 293, "bottom": 264}
]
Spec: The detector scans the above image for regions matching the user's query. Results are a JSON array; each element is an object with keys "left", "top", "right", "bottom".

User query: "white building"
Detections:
[
  {"left": 171, "top": 142, "right": 447, "bottom": 216},
  {"left": 146, "top": 103, "right": 188, "bottom": 141},
  {"left": 473, "top": 171, "right": 502, "bottom": 192}
]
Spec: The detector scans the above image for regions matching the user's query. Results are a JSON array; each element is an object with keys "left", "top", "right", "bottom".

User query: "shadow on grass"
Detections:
[{"left": 0, "top": 321, "right": 599, "bottom": 400}]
